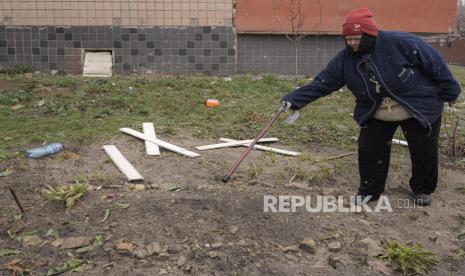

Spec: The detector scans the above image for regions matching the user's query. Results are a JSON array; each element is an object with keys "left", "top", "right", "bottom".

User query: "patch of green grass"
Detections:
[
  {"left": 0, "top": 89, "right": 33, "bottom": 105},
  {"left": 1, "top": 66, "right": 464, "bottom": 160},
  {"left": 0, "top": 65, "right": 32, "bottom": 75},
  {"left": 248, "top": 163, "right": 264, "bottom": 180},
  {"left": 408, "top": 213, "right": 420, "bottom": 221},
  {"left": 275, "top": 156, "right": 334, "bottom": 184},
  {"left": 380, "top": 239, "right": 438, "bottom": 275}
]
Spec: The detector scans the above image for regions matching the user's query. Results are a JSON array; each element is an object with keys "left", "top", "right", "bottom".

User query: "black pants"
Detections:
[{"left": 358, "top": 117, "right": 441, "bottom": 197}]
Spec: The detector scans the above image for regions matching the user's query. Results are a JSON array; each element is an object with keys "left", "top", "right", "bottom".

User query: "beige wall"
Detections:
[{"left": 0, "top": 0, "right": 234, "bottom": 26}]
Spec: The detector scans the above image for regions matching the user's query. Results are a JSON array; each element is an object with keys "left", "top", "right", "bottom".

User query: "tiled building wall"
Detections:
[
  {"left": 237, "top": 35, "right": 346, "bottom": 76},
  {"left": 0, "top": 0, "right": 234, "bottom": 27},
  {"left": 0, "top": 0, "right": 236, "bottom": 75},
  {"left": 0, "top": 25, "right": 236, "bottom": 75}
]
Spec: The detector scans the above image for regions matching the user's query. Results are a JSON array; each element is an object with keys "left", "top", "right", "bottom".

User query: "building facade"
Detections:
[
  {"left": 0, "top": 0, "right": 460, "bottom": 76},
  {"left": 0, "top": 0, "right": 236, "bottom": 75}
]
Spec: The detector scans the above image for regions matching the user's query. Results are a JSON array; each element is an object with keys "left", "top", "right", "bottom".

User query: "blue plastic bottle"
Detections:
[{"left": 25, "top": 143, "right": 64, "bottom": 158}]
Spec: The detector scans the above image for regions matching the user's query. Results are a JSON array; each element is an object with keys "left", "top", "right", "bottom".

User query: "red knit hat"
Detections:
[{"left": 342, "top": 8, "right": 379, "bottom": 37}]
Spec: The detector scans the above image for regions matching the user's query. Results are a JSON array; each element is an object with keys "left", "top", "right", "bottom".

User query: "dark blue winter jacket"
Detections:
[{"left": 282, "top": 31, "right": 462, "bottom": 129}]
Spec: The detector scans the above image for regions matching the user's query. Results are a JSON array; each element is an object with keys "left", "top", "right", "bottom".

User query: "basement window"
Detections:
[{"left": 83, "top": 50, "right": 113, "bottom": 77}]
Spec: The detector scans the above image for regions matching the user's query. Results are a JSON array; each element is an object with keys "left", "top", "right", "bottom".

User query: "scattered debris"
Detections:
[
  {"left": 47, "top": 258, "right": 83, "bottom": 275},
  {"left": 146, "top": 242, "right": 162, "bottom": 256},
  {"left": 282, "top": 245, "right": 299, "bottom": 253},
  {"left": 211, "top": 243, "right": 223, "bottom": 249},
  {"left": 60, "top": 236, "right": 92, "bottom": 249},
  {"left": 101, "top": 208, "right": 110, "bottom": 223},
  {"left": 328, "top": 255, "right": 341, "bottom": 269},
  {"left": 10, "top": 104, "right": 25, "bottom": 111},
  {"left": 0, "top": 167, "right": 14, "bottom": 177},
  {"left": 22, "top": 235, "right": 43, "bottom": 246},
  {"left": 0, "top": 248, "right": 21, "bottom": 256},
  {"left": 355, "top": 238, "right": 383, "bottom": 257},
  {"left": 167, "top": 244, "right": 184, "bottom": 254},
  {"left": 208, "top": 251, "right": 224, "bottom": 258},
  {"left": 177, "top": 255, "right": 187, "bottom": 267},
  {"left": 51, "top": 239, "right": 64, "bottom": 248},
  {"left": 205, "top": 98, "right": 221, "bottom": 107},
  {"left": 326, "top": 151, "right": 357, "bottom": 161},
  {"left": 367, "top": 259, "right": 393, "bottom": 275},
  {"left": 134, "top": 184, "right": 146, "bottom": 191},
  {"left": 230, "top": 226, "right": 239, "bottom": 234},
  {"left": 103, "top": 145, "right": 144, "bottom": 182},
  {"left": 25, "top": 143, "right": 64, "bottom": 158},
  {"left": 5, "top": 259, "right": 31, "bottom": 275},
  {"left": 45, "top": 229, "right": 59, "bottom": 239},
  {"left": 134, "top": 249, "right": 148, "bottom": 259},
  {"left": 115, "top": 203, "right": 131, "bottom": 209},
  {"left": 168, "top": 187, "right": 182, "bottom": 192},
  {"left": 299, "top": 239, "right": 316, "bottom": 253},
  {"left": 74, "top": 235, "right": 103, "bottom": 253},
  {"left": 116, "top": 242, "right": 136, "bottom": 255},
  {"left": 327, "top": 241, "right": 342, "bottom": 253}
]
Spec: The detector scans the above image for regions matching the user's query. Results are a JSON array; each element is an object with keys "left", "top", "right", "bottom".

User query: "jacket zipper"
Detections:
[
  {"left": 367, "top": 61, "right": 432, "bottom": 133},
  {"left": 356, "top": 60, "right": 378, "bottom": 127}
]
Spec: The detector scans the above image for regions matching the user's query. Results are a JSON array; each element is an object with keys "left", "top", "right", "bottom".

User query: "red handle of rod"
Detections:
[{"left": 222, "top": 107, "right": 284, "bottom": 183}]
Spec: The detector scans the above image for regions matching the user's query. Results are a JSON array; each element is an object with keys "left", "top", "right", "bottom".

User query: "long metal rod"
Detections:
[{"left": 222, "top": 107, "right": 284, "bottom": 183}]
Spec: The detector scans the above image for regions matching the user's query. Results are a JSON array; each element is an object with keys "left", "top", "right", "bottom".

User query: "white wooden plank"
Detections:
[
  {"left": 196, "top": 138, "right": 279, "bottom": 150},
  {"left": 103, "top": 145, "right": 143, "bottom": 181},
  {"left": 120, "top": 128, "right": 200, "bottom": 158},
  {"left": 392, "top": 139, "right": 408, "bottom": 146},
  {"left": 143, "top": 122, "right": 160, "bottom": 156},
  {"left": 351, "top": 136, "right": 408, "bottom": 146},
  {"left": 219, "top": 138, "right": 300, "bottom": 156}
]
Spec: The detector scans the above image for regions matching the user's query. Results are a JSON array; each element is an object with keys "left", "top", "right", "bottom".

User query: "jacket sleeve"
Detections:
[
  {"left": 401, "top": 37, "right": 461, "bottom": 102},
  {"left": 281, "top": 50, "right": 346, "bottom": 110}
]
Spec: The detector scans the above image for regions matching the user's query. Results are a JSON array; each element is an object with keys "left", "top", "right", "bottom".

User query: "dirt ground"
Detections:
[{"left": 1, "top": 130, "right": 465, "bottom": 275}]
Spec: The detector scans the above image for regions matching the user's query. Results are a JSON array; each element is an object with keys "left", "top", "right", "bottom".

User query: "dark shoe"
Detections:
[
  {"left": 353, "top": 194, "right": 380, "bottom": 206},
  {"left": 413, "top": 194, "right": 431, "bottom": 206}
]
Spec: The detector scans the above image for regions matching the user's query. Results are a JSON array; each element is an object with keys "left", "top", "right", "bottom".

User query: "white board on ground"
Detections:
[
  {"left": 196, "top": 138, "right": 279, "bottom": 150},
  {"left": 219, "top": 138, "right": 300, "bottom": 156},
  {"left": 351, "top": 136, "right": 408, "bottom": 146},
  {"left": 103, "top": 145, "right": 144, "bottom": 181},
  {"left": 142, "top": 122, "right": 160, "bottom": 155},
  {"left": 120, "top": 128, "right": 200, "bottom": 158}
]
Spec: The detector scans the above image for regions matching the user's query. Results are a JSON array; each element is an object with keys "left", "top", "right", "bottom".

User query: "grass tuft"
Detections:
[
  {"left": 380, "top": 239, "right": 438, "bottom": 275},
  {"left": 42, "top": 179, "right": 89, "bottom": 208}
]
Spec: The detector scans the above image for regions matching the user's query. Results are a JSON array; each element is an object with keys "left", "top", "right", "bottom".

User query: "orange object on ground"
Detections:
[{"left": 205, "top": 99, "right": 221, "bottom": 107}]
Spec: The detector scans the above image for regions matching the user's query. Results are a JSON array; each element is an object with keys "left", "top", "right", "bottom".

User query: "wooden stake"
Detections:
[
  {"left": 326, "top": 151, "right": 357, "bottom": 161},
  {"left": 9, "top": 187, "right": 25, "bottom": 213}
]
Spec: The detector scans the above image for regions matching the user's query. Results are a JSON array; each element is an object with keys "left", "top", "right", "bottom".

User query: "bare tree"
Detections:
[
  {"left": 458, "top": 0, "right": 465, "bottom": 36},
  {"left": 273, "top": 0, "right": 321, "bottom": 86}
]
